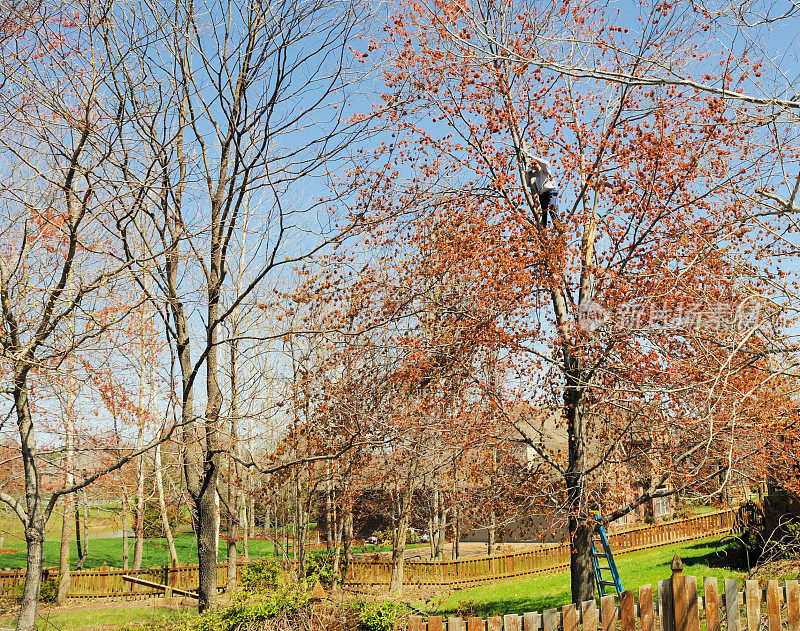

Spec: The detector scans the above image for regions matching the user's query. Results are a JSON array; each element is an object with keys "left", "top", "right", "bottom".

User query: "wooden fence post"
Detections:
[
  {"left": 620, "top": 591, "right": 635, "bottom": 631},
  {"left": 787, "top": 580, "right": 800, "bottom": 631},
  {"left": 745, "top": 580, "right": 761, "bottom": 631},
  {"left": 724, "top": 578, "right": 740, "bottom": 631},
  {"left": 703, "top": 577, "right": 720, "bottom": 631},
  {"left": 659, "top": 578, "right": 675, "bottom": 631},
  {"left": 671, "top": 556, "right": 687, "bottom": 631},
  {"left": 639, "top": 584, "right": 654, "bottom": 631},
  {"left": 581, "top": 600, "right": 598, "bottom": 631}
]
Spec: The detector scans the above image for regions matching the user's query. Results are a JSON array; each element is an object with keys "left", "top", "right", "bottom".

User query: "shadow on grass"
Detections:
[{"left": 676, "top": 538, "right": 744, "bottom": 571}]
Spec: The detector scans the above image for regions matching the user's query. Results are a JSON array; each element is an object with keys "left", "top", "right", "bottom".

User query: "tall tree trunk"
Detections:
[
  {"left": 132, "top": 424, "right": 146, "bottom": 569},
  {"left": 241, "top": 493, "right": 249, "bottom": 560},
  {"left": 18, "top": 519, "right": 45, "bottom": 631},
  {"left": 121, "top": 484, "right": 129, "bottom": 571},
  {"left": 133, "top": 335, "right": 148, "bottom": 570},
  {"left": 453, "top": 507, "right": 460, "bottom": 559},
  {"left": 155, "top": 442, "right": 179, "bottom": 566},
  {"left": 435, "top": 502, "right": 446, "bottom": 561},
  {"left": 343, "top": 509, "right": 354, "bottom": 565},
  {"left": 56, "top": 387, "right": 75, "bottom": 604},
  {"left": 14, "top": 371, "right": 46, "bottom": 631},
  {"left": 74, "top": 498, "right": 83, "bottom": 566},
  {"left": 81, "top": 489, "right": 89, "bottom": 567},
  {"left": 389, "top": 503, "right": 411, "bottom": 594},
  {"left": 565, "top": 371, "right": 594, "bottom": 604},
  {"left": 487, "top": 510, "right": 496, "bottom": 556},
  {"left": 325, "top": 465, "right": 334, "bottom": 555}
]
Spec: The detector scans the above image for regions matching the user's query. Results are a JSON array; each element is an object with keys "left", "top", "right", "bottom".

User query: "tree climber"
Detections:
[{"left": 523, "top": 150, "right": 559, "bottom": 228}]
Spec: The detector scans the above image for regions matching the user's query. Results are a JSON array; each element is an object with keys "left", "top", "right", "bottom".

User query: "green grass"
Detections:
[
  {"left": 0, "top": 534, "right": 280, "bottom": 570},
  {"left": 0, "top": 531, "right": 418, "bottom": 571},
  {"left": 426, "top": 536, "right": 745, "bottom": 618},
  {"left": 0, "top": 506, "right": 119, "bottom": 546},
  {"left": 2, "top": 604, "right": 196, "bottom": 630}
]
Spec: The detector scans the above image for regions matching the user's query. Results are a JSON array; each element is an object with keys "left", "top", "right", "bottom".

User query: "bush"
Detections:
[
  {"left": 39, "top": 574, "right": 59, "bottom": 604},
  {"left": 454, "top": 599, "right": 478, "bottom": 619},
  {"left": 239, "top": 558, "right": 281, "bottom": 593},
  {"left": 351, "top": 599, "right": 408, "bottom": 631},
  {"left": 304, "top": 553, "right": 338, "bottom": 588},
  {"left": 2, "top": 574, "right": 60, "bottom": 605},
  {"left": 196, "top": 591, "right": 310, "bottom": 631}
]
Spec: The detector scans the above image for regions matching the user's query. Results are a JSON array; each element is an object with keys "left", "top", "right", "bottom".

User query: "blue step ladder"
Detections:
[{"left": 591, "top": 515, "right": 623, "bottom": 598}]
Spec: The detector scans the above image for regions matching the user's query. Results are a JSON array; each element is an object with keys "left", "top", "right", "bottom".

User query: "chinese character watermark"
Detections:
[{"left": 577, "top": 299, "right": 762, "bottom": 333}]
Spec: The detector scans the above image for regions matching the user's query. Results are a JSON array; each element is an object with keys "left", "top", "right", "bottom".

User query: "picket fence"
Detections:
[
  {"left": 407, "top": 556, "right": 792, "bottom": 631},
  {"left": 345, "top": 509, "right": 736, "bottom": 588}
]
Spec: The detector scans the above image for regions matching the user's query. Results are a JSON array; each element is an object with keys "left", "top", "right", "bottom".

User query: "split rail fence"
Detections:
[
  {"left": 407, "top": 556, "right": 792, "bottom": 631},
  {"left": 346, "top": 509, "right": 736, "bottom": 588},
  {"left": 0, "top": 509, "right": 736, "bottom": 601}
]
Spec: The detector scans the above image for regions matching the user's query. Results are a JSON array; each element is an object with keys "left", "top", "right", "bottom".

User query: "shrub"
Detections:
[
  {"left": 39, "top": 574, "right": 59, "bottom": 604},
  {"left": 351, "top": 599, "right": 408, "bottom": 631},
  {"left": 454, "top": 599, "right": 478, "bottom": 620},
  {"left": 239, "top": 558, "right": 281, "bottom": 593},
  {"left": 194, "top": 588, "right": 312, "bottom": 631},
  {"left": 304, "top": 553, "right": 338, "bottom": 588}
]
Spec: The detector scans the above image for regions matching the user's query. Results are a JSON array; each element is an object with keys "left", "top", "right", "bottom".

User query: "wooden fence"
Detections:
[
  {"left": 0, "top": 509, "right": 736, "bottom": 601},
  {"left": 346, "top": 509, "right": 736, "bottom": 588},
  {"left": 407, "top": 556, "right": 791, "bottom": 631},
  {"left": 0, "top": 560, "right": 241, "bottom": 602}
]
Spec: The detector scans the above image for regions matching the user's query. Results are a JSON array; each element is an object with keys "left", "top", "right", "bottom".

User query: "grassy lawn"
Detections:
[
  {"left": 426, "top": 536, "right": 744, "bottom": 618},
  {"left": 0, "top": 506, "right": 119, "bottom": 546},
  {"left": 2, "top": 605, "right": 196, "bottom": 630},
  {"left": 0, "top": 534, "right": 281, "bottom": 570}
]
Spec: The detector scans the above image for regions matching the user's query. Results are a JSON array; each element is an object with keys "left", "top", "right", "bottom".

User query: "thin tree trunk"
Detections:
[
  {"left": 453, "top": 507, "right": 460, "bottom": 560},
  {"left": 343, "top": 509, "right": 354, "bottom": 565},
  {"left": 487, "top": 510, "right": 496, "bottom": 557},
  {"left": 80, "top": 489, "right": 89, "bottom": 568},
  {"left": 435, "top": 502, "right": 446, "bottom": 561},
  {"left": 155, "top": 442, "right": 179, "bottom": 566},
  {"left": 56, "top": 389, "right": 75, "bottom": 604},
  {"left": 325, "top": 465, "right": 334, "bottom": 555},
  {"left": 121, "top": 485, "right": 129, "bottom": 571},
  {"left": 74, "top": 498, "right": 83, "bottom": 565},
  {"left": 132, "top": 424, "right": 145, "bottom": 569}
]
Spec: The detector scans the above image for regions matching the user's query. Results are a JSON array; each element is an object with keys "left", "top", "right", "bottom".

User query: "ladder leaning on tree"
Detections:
[{"left": 591, "top": 514, "right": 623, "bottom": 598}]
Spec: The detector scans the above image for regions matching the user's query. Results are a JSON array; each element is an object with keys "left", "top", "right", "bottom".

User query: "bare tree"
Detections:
[{"left": 104, "top": 0, "right": 372, "bottom": 610}]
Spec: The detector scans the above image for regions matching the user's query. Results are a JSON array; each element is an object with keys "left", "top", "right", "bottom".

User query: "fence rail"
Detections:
[
  {"left": 0, "top": 509, "right": 736, "bottom": 601},
  {"left": 407, "top": 557, "right": 786, "bottom": 631},
  {"left": 346, "top": 509, "right": 736, "bottom": 588},
  {"left": 0, "top": 560, "right": 242, "bottom": 602}
]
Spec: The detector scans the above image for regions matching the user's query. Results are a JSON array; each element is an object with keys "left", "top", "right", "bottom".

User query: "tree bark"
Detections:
[
  {"left": 155, "top": 442, "right": 179, "bottom": 566},
  {"left": 121, "top": 485, "right": 129, "bottom": 571},
  {"left": 15, "top": 371, "right": 46, "bottom": 631},
  {"left": 132, "top": 443, "right": 145, "bottom": 570},
  {"left": 56, "top": 385, "right": 75, "bottom": 604},
  {"left": 565, "top": 367, "right": 595, "bottom": 604},
  {"left": 487, "top": 510, "right": 496, "bottom": 556},
  {"left": 343, "top": 510, "right": 354, "bottom": 565},
  {"left": 389, "top": 485, "right": 414, "bottom": 593},
  {"left": 18, "top": 520, "right": 45, "bottom": 631}
]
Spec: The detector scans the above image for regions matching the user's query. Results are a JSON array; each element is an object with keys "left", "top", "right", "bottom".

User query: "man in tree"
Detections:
[{"left": 523, "top": 149, "right": 558, "bottom": 228}]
